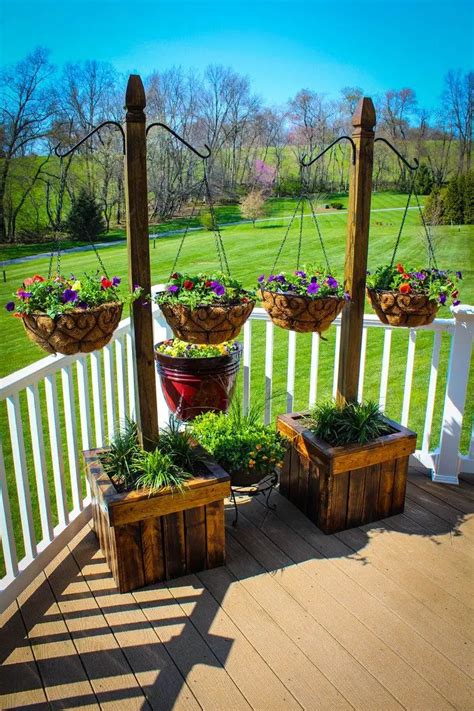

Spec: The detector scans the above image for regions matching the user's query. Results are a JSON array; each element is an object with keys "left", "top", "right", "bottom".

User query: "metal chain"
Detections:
[
  {"left": 204, "top": 171, "right": 231, "bottom": 276},
  {"left": 389, "top": 169, "right": 417, "bottom": 268},
  {"left": 296, "top": 198, "right": 305, "bottom": 270},
  {"left": 414, "top": 189, "right": 438, "bottom": 270},
  {"left": 169, "top": 177, "right": 207, "bottom": 277},
  {"left": 307, "top": 194, "right": 332, "bottom": 274},
  {"left": 48, "top": 156, "right": 65, "bottom": 279},
  {"left": 271, "top": 197, "right": 303, "bottom": 274}
]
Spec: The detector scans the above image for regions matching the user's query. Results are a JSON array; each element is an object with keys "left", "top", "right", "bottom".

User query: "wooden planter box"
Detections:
[
  {"left": 277, "top": 413, "right": 417, "bottom": 534},
  {"left": 84, "top": 449, "right": 230, "bottom": 592}
]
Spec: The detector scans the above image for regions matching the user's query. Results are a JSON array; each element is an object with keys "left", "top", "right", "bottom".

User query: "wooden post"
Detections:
[
  {"left": 336, "top": 98, "right": 376, "bottom": 403},
  {"left": 124, "top": 75, "right": 159, "bottom": 447}
]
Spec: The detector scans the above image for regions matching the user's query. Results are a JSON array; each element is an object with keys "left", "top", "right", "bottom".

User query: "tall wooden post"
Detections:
[
  {"left": 124, "top": 75, "right": 159, "bottom": 447},
  {"left": 336, "top": 97, "right": 376, "bottom": 403}
]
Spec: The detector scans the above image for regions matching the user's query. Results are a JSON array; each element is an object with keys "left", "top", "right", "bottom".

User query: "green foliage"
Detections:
[
  {"left": 414, "top": 164, "right": 434, "bottom": 195},
  {"left": 66, "top": 188, "right": 106, "bottom": 242},
  {"left": 463, "top": 172, "right": 474, "bottom": 225},
  {"left": 199, "top": 210, "right": 214, "bottom": 231},
  {"left": 423, "top": 186, "right": 446, "bottom": 225},
  {"left": 156, "top": 338, "right": 238, "bottom": 358},
  {"left": 7, "top": 272, "right": 139, "bottom": 319},
  {"left": 277, "top": 175, "right": 302, "bottom": 196},
  {"left": 191, "top": 403, "right": 286, "bottom": 479},
  {"left": 99, "top": 417, "right": 195, "bottom": 494},
  {"left": 366, "top": 263, "right": 461, "bottom": 306},
  {"left": 258, "top": 265, "right": 346, "bottom": 299},
  {"left": 330, "top": 202, "right": 344, "bottom": 210},
  {"left": 306, "top": 400, "right": 391, "bottom": 447},
  {"left": 156, "top": 271, "right": 255, "bottom": 309},
  {"left": 424, "top": 173, "right": 474, "bottom": 225},
  {"left": 444, "top": 174, "right": 466, "bottom": 224}
]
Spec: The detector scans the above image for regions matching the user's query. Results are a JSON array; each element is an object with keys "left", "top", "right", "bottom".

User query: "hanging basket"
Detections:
[
  {"left": 260, "top": 290, "right": 345, "bottom": 334},
  {"left": 366, "top": 289, "right": 439, "bottom": 327},
  {"left": 159, "top": 300, "right": 255, "bottom": 345},
  {"left": 22, "top": 302, "right": 123, "bottom": 355}
]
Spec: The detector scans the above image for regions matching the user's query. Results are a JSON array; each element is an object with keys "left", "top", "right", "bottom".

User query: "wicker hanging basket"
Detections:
[
  {"left": 366, "top": 289, "right": 439, "bottom": 328},
  {"left": 22, "top": 302, "right": 123, "bottom": 355},
  {"left": 159, "top": 300, "right": 255, "bottom": 345},
  {"left": 261, "top": 290, "right": 345, "bottom": 334}
]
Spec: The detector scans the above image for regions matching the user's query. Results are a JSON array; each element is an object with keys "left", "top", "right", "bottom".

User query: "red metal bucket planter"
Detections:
[{"left": 155, "top": 342, "right": 243, "bottom": 421}]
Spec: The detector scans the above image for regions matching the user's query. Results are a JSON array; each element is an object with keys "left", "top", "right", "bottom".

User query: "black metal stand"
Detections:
[{"left": 229, "top": 472, "right": 279, "bottom": 527}]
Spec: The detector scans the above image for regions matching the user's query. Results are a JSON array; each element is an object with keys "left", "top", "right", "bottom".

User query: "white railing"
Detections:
[{"left": 0, "top": 297, "right": 473, "bottom": 612}]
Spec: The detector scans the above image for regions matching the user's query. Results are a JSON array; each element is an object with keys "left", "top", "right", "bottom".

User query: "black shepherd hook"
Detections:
[
  {"left": 54, "top": 121, "right": 126, "bottom": 158},
  {"left": 146, "top": 122, "right": 211, "bottom": 159},
  {"left": 301, "top": 135, "right": 356, "bottom": 167},
  {"left": 374, "top": 137, "right": 419, "bottom": 172}
]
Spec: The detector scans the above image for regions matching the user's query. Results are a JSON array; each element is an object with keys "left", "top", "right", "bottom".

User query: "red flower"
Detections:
[
  {"left": 205, "top": 280, "right": 213, "bottom": 287},
  {"left": 23, "top": 277, "right": 34, "bottom": 286},
  {"left": 33, "top": 274, "right": 44, "bottom": 282},
  {"left": 101, "top": 277, "right": 113, "bottom": 289},
  {"left": 399, "top": 283, "right": 411, "bottom": 294},
  {"left": 451, "top": 290, "right": 459, "bottom": 298},
  {"left": 402, "top": 273, "right": 409, "bottom": 280},
  {"left": 396, "top": 263, "right": 405, "bottom": 274},
  {"left": 242, "top": 297, "right": 249, "bottom": 303},
  {"left": 183, "top": 280, "right": 194, "bottom": 290},
  {"left": 171, "top": 272, "right": 179, "bottom": 279}
]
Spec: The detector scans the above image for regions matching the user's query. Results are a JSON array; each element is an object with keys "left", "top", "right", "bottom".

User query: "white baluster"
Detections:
[
  {"left": 401, "top": 329, "right": 417, "bottom": 426},
  {"left": 115, "top": 336, "right": 127, "bottom": 424},
  {"left": 309, "top": 332, "right": 320, "bottom": 407},
  {"left": 45, "top": 373, "right": 68, "bottom": 527},
  {"left": 243, "top": 320, "right": 251, "bottom": 414},
  {"left": 6, "top": 394, "right": 36, "bottom": 560},
  {"left": 0, "top": 438, "right": 19, "bottom": 578},
  {"left": 332, "top": 325, "right": 341, "bottom": 399},
  {"left": 61, "top": 366, "right": 82, "bottom": 513},
  {"left": 422, "top": 331, "right": 441, "bottom": 455},
  {"left": 26, "top": 383, "right": 53, "bottom": 543},
  {"left": 103, "top": 344, "right": 116, "bottom": 440},
  {"left": 126, "top": 332, "right": 137, "bottom": 421},
  {"left": 90, "top": 350, "right": 105, "bottom": 446},
  {"left": 264, "top": 320, "right": 274, "bottom": 424},
  {"left": 286, "top": 330, "right": 296, "bottom": 413},
  {"left": 357, "top": 327, "right": 368, "bottom": 402},
  {"left": 76, "top": 357, "right": 92, "bottom": 451},
  {"left": 379, "top": 329, "right": 392, "bottom": 411}
]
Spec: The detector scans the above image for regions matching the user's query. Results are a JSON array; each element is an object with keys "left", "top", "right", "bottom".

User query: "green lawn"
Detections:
[{"left": 0, "top": 193, "right": 473, "bottom": 574}]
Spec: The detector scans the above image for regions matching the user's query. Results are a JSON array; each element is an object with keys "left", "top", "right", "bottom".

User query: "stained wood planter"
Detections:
[
  {"left": 277, "top": 413, "right": 417, "bottom": 534},
  {"left": 84, "top": 449, "right": 230, "bottom": 592}
]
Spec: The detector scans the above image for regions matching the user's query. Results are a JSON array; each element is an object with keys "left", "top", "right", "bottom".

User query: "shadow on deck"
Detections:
[{"left": 1, "top": 467, "right": 473, "bottom": 710}]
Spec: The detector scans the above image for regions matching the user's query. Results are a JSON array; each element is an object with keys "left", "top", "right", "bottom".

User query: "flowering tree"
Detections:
[{"left": 240, "top": 189, "right": 266, "bottom": 226}]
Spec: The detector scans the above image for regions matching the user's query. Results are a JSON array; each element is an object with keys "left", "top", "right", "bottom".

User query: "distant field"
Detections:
[{"left": 0, "top": 192, "right": 472, "bottom": 572}]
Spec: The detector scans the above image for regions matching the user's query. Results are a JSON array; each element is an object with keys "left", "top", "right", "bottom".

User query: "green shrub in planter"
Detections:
[{"left": 305, "top": 400, "right": 391, "bottom": 446}]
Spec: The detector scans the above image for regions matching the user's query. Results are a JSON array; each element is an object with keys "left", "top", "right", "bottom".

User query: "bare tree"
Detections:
[
  {"left": 442, "top": 70, "right": 473, "bottom": 173},
  {"left": 0, "top": 47, "right": 55, "bottom": 241}
]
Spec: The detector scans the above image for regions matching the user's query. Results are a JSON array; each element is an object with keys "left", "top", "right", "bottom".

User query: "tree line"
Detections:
[{"left": 0, "top": 47, "right": 472, "bottom": 242}]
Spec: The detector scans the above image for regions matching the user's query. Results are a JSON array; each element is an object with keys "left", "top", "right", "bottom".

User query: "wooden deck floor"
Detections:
[{"left": 1, "top": 467, "right": 473, "bottom": 710}]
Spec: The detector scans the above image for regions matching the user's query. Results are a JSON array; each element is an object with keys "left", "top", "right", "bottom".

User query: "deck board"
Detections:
[{"left": 1, "top": 467, "right": 473, "bottom": 710}]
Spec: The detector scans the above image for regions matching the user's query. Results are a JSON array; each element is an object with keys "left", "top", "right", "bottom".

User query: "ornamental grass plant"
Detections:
[{"left": 305, "top": 400, "right": 392, "bottom": 447}]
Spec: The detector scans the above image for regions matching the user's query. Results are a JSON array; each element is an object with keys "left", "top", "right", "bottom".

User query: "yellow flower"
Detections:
[
  {"left": 249, "top": 451, "right": 255, "bottom": 457},
  {"left": 248, "top": 460, "right": 255, "bottom": 468},
  {"left": 262, "top": 455, "right": 268, "bottom": 460},
  {"left": 256, "top": 444, "right": 262, "bottom": 450},
  {"left": 71, "top": 280, "right": 82, "bottom": 291}
]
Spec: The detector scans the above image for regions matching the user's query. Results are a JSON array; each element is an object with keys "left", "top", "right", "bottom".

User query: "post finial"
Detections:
[
  {"left": 125, "top": 74, "right": 146, "bottom": 112},
  {"left": 352, "top": 97, "right": 376, "bottom": 130}
]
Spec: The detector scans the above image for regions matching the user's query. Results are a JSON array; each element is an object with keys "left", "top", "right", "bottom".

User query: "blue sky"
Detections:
[{"left": 1, "top": 0, "right": 473, "bottom": 109}]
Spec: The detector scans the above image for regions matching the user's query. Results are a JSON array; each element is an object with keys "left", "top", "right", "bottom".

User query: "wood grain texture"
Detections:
[
  {"left": 184, "top": 506, "right": 207, "bottom": 574},
  {"left": 337, "top": 97, "right": 376, "bottom": 402},
  {"left": 206, "top": 500, "right": 226, "bottom": 568}
]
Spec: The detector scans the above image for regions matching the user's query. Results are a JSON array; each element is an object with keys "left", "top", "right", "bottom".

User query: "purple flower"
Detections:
[
  {"left": 307, "top": 282, "right": 320, "bottom": 295},
  {"left": 257, "top": 274, "right": 265, "bottom": 283},
  {"left": 211, "top": 281, "right": 225, "bottom": 296},
  {"left": 5, "top": 301, "right": 15, "bottom": 312},
  {"left": 415, "top": 272, "right": 426, "bottom": 281},
  {"left": 78, "top": 301, "right": 88, "bottom": 309},
  {"left": 133, "top": 284, "right": 140, "bottom": 291},
  {"left": 456, "top": 271, "right": 462, "bottom": 279},
  {"left": 439, "top": 293, "right": 447, "bottom": 305},
  {"left": 344, "top": 291, "right": 351, "bottom": 301},
  {"left": 112, "top": 276, "right": 121, "bottom": 286},
  {"left": 453, "top": 299, "right": 461, "bottom": 306},
  {"left": 62, "top": 289, "right": 78, "bottom": 303},
  {"left": 310, "top": 276, "right": 318, "bottom": 283},
  {"left": 295, "top": 270, "right": 306, "bottom": 278},
  {"left": 17, "top": 290, "right": 31, "bottom": 300},
  {"left": 326, "top": 276, "right": 338, "bottom": 289},
  {"left": 267, "top": 275, "right": 276, "bottom": 282},
  {"left": 167, "top": 284, "right": 179, "bottom": 293},
  {"left": 276, "top": 275, "right": 286, "bottom": 283}
]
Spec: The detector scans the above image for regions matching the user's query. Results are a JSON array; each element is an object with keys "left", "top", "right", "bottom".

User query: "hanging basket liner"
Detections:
[
  {"left": 366, "top": 288, "right": 439, "bottom": 327},
  {"left": 22, "top": 302, "right": 123, "bottom": 355},
  {"left": 260, "top": 290, "right": 345, "bottom": 334},
  {"left": 159, "top": 300, "right": 255, "bottom": 345}
]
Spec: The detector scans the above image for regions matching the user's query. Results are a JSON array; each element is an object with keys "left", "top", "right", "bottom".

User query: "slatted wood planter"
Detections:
[
  {"left": 277, "top": 412, "right": 417, "bottom": 534},
  {"left": 84, "top": 449, "right": 230, "bottom": 592}
]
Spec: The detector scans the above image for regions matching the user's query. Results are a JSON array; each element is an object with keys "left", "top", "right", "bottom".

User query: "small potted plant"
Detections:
[
  {"left": 277, "top": 400, "right": 416, "bottom": 534},
  {"left": 85, "top": 418, "right": 230, "bottom": 592},
  {"left": 155, "top": 271, "right": 255, "bottom": 345},
  {"left": 155, "top": 338, "right": 242, "bottom": 421},
  {"left": 258, "top": 265, "right": 349, "bottom": 335},
  {"left": 366, "top": 264, "right": 462, "bottom": 327},
  {"left": 191, "top": 405, "right": 286, "bottom": 487},
  {"left": 5, "top": 272, "right": 141, "bottom": 355}
]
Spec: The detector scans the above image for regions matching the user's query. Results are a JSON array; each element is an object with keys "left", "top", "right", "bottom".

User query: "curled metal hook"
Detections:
[
  {"left": 146, "top": 122, "right": 211, "bottom": 159},
  {"left": 374, "top": 137, "right": 419, "bottom": 172},
  {"left": 54, "top": 121, "right": 126, "bottom": 158},
  {"left": 301, "top": 135, "right": 356, "bottom": 167}
]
